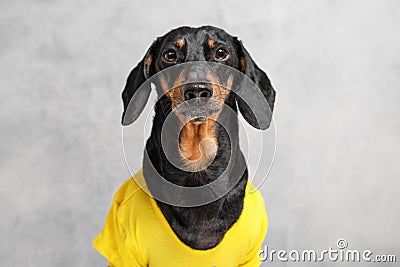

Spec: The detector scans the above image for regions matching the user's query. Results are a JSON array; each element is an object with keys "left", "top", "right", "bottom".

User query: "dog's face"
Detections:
[
  {"left": 121, "top": 26, "right": 275, "bottom": 171},
  {"left": 148, "top": 26, "right": 242, "bottom": 124}
]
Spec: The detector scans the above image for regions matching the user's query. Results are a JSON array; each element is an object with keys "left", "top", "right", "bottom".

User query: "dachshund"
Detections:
[{"left": 94, "top": 25, "right": 276, "bottom": 267}]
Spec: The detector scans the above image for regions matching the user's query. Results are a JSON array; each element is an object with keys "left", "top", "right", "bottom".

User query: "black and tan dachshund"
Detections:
[{"left": 96, "top": 25, "right": 276, "bottom": 266}]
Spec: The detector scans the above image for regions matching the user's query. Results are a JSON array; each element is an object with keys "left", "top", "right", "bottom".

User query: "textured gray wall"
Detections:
[{"left": 1, "top": 0, "right": 399, "bottom": 266}]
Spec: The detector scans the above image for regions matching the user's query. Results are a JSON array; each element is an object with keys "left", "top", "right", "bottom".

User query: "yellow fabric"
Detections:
[{"left": 93, "top": 169, "right": 268, "bottom": 267}]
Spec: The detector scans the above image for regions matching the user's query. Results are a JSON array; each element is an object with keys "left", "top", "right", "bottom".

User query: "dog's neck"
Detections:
[{"left": 142, "top": 98, "right": 248, "bottom": 249}]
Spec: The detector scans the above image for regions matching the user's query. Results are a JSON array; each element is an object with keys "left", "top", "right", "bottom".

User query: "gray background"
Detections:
[{"left": 0, "top": 0, "right": 399, "bottom": 266}]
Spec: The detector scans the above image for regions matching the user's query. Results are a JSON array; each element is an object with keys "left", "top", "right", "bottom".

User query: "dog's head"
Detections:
[{"left": 121, "top": 26, "right": 275, "bottom": 171}]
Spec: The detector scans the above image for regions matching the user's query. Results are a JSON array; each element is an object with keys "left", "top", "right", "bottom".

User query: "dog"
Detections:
[{"left": 94, "top": 25, "right": 276, "bottom": 267}]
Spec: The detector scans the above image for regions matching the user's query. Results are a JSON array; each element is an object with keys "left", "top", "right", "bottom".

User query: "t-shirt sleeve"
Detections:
[
  {"left": 238, "top": 191, "right": 268, "bottom": 267},
  {"left": 93, "top": 198, "right": 146, "bottom": 267}
]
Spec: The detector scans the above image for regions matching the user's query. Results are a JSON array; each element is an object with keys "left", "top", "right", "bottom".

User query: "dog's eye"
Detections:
[
  {"left": 215, "top": 47, "right": 229, "bottom": 60},
  {"left": 163, "top": 49, "right": 177, "bottom": 62}
]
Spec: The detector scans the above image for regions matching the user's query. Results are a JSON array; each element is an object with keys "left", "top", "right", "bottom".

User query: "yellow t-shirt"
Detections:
[{"left": 93, "top": 169, "right": 268, "bottom": 267}]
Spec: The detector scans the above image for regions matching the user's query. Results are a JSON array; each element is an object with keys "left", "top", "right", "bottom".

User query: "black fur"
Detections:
[{"left": 121, "top": 26, "right": 275, "bottom": 250}]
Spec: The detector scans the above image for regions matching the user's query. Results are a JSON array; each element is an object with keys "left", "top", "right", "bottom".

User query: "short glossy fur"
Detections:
[{"left": 121, "top": 26, "right": 275, "bottom": 250}]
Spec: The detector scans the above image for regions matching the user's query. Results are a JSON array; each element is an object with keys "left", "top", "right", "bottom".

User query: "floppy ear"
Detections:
[
  {"left": 121, "top": 40, "right": 159, "bottom": 125},
  {"left": 236, "top": 40, "right": 276, "bottom": 130}
]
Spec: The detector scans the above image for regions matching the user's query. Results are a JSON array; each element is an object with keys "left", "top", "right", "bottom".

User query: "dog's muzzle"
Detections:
[{"left": 175, "top": 83, "right": 219, "bottom": 122}]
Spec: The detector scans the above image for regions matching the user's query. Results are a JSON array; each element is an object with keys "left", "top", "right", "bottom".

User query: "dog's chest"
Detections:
[{"left": 156, "top": 191, "right": 245, "bottom": 250}]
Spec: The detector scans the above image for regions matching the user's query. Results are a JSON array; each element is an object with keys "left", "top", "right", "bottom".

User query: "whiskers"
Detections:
[{"left": 158, "top": 96, "right": 173, "bottom": 117}]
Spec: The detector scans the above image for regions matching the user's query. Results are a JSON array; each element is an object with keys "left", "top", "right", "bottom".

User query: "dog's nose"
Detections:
[{"left": 183, "top": 83, "right": 213, "bottom": 101}]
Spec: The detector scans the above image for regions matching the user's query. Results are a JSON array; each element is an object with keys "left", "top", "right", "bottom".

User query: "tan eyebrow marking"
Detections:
[
  {"left": 208, "top": 39, "right": 215, "bottom": 48},
  {"left": 176, "top": 39, "right": 185, "bottom": 48}
]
